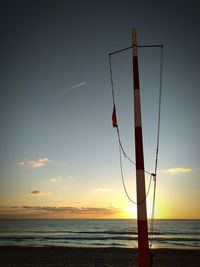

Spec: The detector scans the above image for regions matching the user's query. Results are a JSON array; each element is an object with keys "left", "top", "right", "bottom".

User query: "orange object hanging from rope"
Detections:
[{"left": 112, "top": 104, "right": 117, "bottom": 128}]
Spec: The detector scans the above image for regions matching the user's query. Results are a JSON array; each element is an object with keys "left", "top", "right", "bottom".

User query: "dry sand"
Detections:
[{"left": 0, "top": 246, "right": 199, "bottom": 267}]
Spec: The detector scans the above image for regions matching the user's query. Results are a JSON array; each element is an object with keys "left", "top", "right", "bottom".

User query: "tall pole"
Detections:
[{"left": 132, "top": 28, "right": 150, "bottom": 267}]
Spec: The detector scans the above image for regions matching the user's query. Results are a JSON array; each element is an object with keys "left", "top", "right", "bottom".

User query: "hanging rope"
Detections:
[
  {"left": 108, "top": 44, "right": 164, "bottom": 249},
  {"left": 109, "top": 53, "right": 153, "bottom": 176},
  {"left": 149, "top": 45, "right": 164, "bottom": 248},
  {"left": 116, "top": 124, "right": 153, "bottom": 176},
  {"left": 109, "top": 52, "right": 155, "bottom": 205},
  {"left": 118, "top": 125, "right": 154, "bottom": 205}
]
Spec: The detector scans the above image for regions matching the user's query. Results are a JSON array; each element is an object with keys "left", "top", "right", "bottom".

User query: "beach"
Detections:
[
  {"left": 0, "top": 246, "right": 199, "bottom": 267},
  {"left": 0, "top": 220, "right": 199, "bottom": 266}
]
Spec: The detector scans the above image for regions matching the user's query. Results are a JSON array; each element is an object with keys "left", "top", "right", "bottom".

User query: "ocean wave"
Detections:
[
  {"left": 0, "top": 235, "right": 199, "bottom": 244},
  {"left": 0, "top": 219, "right": 199, "bottom": 249}
]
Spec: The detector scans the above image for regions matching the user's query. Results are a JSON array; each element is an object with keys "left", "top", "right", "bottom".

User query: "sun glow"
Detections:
[
  {"left": 126, "top": 205, "right": 137, "bottom": 218},
  {"left": 124, "top": 200, "right": 154, "bottom": 219}
]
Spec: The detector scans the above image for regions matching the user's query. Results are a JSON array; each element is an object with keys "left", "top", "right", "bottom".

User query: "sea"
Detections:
[{"left": 0, "top": 219, "right": 199, "bottom": 249}]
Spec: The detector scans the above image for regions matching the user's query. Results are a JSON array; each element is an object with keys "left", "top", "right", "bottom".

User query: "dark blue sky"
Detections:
[{"left": 0, "top": 0, "right": 199, "bottom": 218}]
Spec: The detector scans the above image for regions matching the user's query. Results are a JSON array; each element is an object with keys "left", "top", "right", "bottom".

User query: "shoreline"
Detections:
[{"left": 0, "top": 246, "right": 199, "bottom": 267}]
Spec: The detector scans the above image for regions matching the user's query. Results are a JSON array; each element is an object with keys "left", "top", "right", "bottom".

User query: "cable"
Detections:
[
  {"left": 149, "top": 45, "right": 164, "bottom": 248},
  {"left": 116, "top": 126, "right": 153, "bottom": 176},
  {"left": 109, "top": 50, "right": 154, "bottom": 205},
  {"left": 109, "top": 52, "right": 154, "bottom": 176},
  {"left": 149, "top": 174, "right": 156, "bottom": 248},
  {"left": 154, "top": 45, "right": 164, "bottom": 176},
  {"left": 118, "top": 131, "right": 154, "bottom": 205},
  {"left": 109, "top": 54, "right": 116, "bottom": 108}
]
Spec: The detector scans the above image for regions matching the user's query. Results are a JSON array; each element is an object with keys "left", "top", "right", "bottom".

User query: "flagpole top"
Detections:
[{"left": 132, "top": 28, "right": 137, "bottom": 46}]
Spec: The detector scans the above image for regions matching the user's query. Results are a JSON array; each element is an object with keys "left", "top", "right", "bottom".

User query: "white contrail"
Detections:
[{"left": 65, "top": 81, "right": 87, "bottom": 91}]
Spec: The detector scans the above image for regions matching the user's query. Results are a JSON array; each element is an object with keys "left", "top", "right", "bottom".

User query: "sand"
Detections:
[{"left": 0, "top": 246, "right": 199, "bottom": 267}]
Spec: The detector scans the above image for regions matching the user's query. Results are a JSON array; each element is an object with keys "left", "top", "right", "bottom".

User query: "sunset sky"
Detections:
[{"left": 0, "top": 0, "right": 199, "bottom": 219}]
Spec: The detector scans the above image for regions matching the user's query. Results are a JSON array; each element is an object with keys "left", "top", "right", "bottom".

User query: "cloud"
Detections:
[
  {"left": 93, "top": 188, "right": 112, "bottom": 192},
  {"left": 22, "top": 206, "right": 120, "bottom": 215},
  {"left": 31, "top": 190, "right": 51, "bottom": 196},
  {"left": 164, "top": 167, "right": 192, "bottom": 175},
  {"left": 51, "top": 176, "right": 63, "bottom": 182},
  {"left": 17, "top": 157, "right": 49, "bottom": 168},
  {"left": 17, "top": 161, "right": 26, "bottom": 167}
]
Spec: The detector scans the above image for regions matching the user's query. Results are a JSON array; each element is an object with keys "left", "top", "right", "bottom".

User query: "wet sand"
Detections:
[{"left": 0, "top": 246, "right": 199, "bottom": 267}]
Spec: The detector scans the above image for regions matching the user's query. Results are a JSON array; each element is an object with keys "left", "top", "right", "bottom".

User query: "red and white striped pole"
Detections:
[{"left": 132, "top": 28, "right": 150, "bottom": 267}]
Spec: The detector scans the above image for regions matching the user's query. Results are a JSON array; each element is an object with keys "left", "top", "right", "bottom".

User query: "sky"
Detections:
[{"left": 0, "top": 0, "right": 199, "bottom": 219}]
